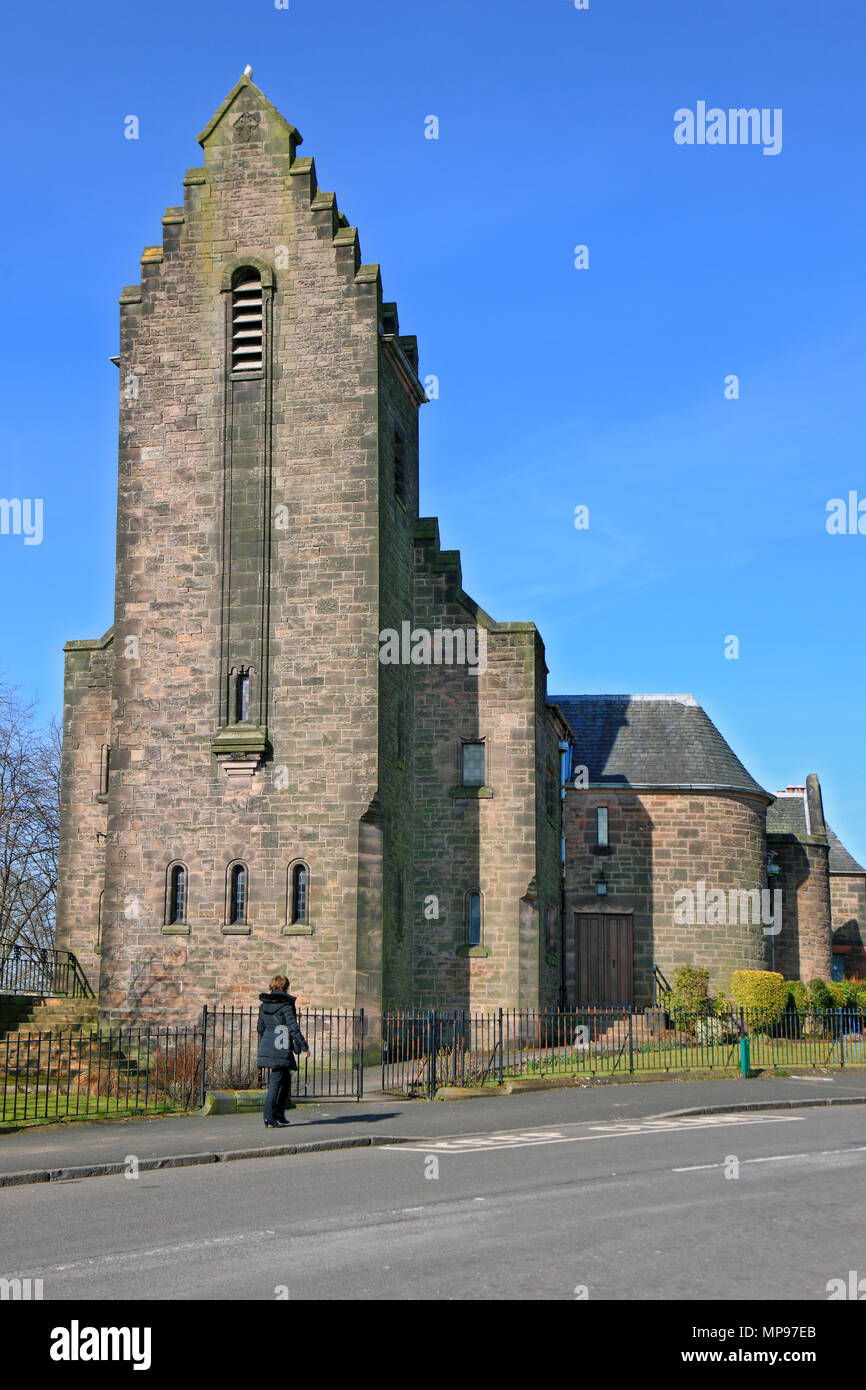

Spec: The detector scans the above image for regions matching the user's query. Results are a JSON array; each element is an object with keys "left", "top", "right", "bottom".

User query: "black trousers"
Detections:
[{"left": 264, "top": 1066, "right": 292, "bottom": 1122}]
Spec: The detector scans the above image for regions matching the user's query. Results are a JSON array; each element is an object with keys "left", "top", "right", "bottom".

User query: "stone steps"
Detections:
[{"left": 0, "top": 994, "right": 99, "bottom": 1040}]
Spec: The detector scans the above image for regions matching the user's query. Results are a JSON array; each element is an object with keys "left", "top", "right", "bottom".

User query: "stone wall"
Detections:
[
  {"left": 830, "top": 872, "right": 866, "bottom": 979},
  {"left": 768, "top": 835, "right": 831, "bottom": 983},
  {"left": 55, "top": 631, "right": 113, "bottom": 992},
  {"left": 563, "top": 789, "right": 770, "bottom": 1003},
  {"left": 410, "top": 522, "right": 553, "bottom": 1010},
  {"left": 95, "top": 77, "right": 392, "bottom": 1023}
]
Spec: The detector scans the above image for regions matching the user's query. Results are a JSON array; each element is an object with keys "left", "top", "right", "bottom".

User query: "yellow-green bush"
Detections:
[
  {"left": 786, "top": 980, "right": 808, "bottom": 1014},
  {"left": 729, "top": 970, "right": 788, "bottom": 1023},
  {"left": 669, "top": 966, "right": 710, "bottom": 1030}
]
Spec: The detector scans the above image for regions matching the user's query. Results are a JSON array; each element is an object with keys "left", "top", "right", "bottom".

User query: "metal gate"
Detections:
[{"left": 381, "top": 1010, "right": 492, "bottom": 1098}]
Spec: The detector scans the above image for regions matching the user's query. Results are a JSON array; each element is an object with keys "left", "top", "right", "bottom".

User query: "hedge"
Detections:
[{"left": 729, "top": 970, "right": 788, "bottom": 1023}]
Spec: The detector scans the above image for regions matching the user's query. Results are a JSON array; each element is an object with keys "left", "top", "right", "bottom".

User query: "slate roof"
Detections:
[
  {"left": 826, "top": 824, "right": 866, "bottom": 875},
  {"left": 548, "top": 694, "right": 769, "bottom": 799},
  {"left": 766, "top": 794, "right": 808, "bottom": 837}
]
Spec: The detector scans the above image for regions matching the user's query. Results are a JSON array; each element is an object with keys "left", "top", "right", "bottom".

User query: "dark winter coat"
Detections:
[{"left": 256, "top": 992, "right": 308, "bottom": 1070}]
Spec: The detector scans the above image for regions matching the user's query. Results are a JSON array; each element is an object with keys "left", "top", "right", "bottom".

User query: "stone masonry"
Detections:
[{"left": 54, "top": 77, "right": 854, "bottom": 1023}]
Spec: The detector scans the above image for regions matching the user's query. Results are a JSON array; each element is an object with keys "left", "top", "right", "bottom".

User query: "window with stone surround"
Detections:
[
  {"left": 462, "top": 742, "right": 486, "bottom": 787},
  {"left": 290, "top": 862, "right": 309, "bottom": 926},
  {"left": 228, "top": 862, "right": 248, "bottom": 926},
  {"left": 231, "top": 668, "right": 251, "bottom": 724},
  {"left": 466, "top": 890, "right": 483, "bottom": 947},
  {"left": 596, "top": 805, "right": 609, "bottom": 848},
  {"left": 165, "top": 862, "right": 188, "bottom": 926}
]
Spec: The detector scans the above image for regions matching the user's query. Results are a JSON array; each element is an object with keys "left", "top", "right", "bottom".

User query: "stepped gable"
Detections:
[
  {"left": 549, "top": 693, "right": 770, "bottom": 799},
  {"left": 826, "top": 824, "right": 866, "bottom": 875},
  {"left": 115, "top": 70, "right": 424, "bottom": 361}
]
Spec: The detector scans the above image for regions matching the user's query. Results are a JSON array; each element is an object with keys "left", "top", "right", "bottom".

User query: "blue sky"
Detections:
[{"left": 1, "top": 0, "right": 865, "bottom": 857}]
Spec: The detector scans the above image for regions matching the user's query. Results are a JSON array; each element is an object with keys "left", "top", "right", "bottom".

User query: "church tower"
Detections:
[
  {"left": 57, "top": 73, "right": 567, "bottom": 1028},
  {"left": 57, "top": 73, "right": 426, "bottom": 1025}
]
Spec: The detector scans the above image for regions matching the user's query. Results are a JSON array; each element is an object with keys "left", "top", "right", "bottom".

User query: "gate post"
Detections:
[
  {"left": 198, "top": 1004, "right": 208, "bottom": 1110},
  {"left": 498, "top": 1008, "right": 504, "bottom": 1088},
  {"left": 627, "top": 1006, "right": 634, "bottom": 1074},
  {"left": 426, "top": 1009, "right": 435, "bottom": 1099}
]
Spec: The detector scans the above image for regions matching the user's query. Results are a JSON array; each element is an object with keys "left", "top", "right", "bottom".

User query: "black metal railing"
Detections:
[
  {"left": 0, "top": 1006, "right": 364, "bottom": 1125},
  {"left": 197, "top": 1005, "right": 364, "bottom": 1107},
  {"left": 0, "top": 944, "right": 94, "bottom": 999},
  {"left": 381, "top": 1005, "right": 866, "bottom": 1094},
  {"left": 652, "top": 964, "right": 672, "bottom": 1006}
]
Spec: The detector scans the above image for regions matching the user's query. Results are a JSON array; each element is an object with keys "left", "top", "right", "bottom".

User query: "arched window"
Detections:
[
  {"left": 231, "top": 269, "right": 263, "bottom": 373},
  {"left": 99, "top": 744, "right": 111, "bottom": 796},
  {"left": 466, "top": 891, "right": 483, "bottom": 948},
  {"left": 290, "top": 862, "right": 309, "bottom": 925},
  {"left": 167, "top": 864, "right": 187, "bottom": 926},
  {"left": 229, "top": 863, "right": 248, "bottom": 926}
]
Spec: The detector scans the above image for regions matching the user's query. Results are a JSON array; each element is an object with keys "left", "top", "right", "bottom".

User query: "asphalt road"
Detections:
[{"left": 2, "top": 1104, "right": 864, "bottom": 1300}]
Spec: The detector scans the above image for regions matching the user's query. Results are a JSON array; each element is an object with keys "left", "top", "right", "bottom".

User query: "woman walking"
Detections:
[{"left": 256, "top": 975, "right": 310, "bottom": 1128}]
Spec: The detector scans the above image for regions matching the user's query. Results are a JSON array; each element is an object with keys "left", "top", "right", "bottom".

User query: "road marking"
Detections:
[
  {"left": 674, "top": 1144, "right": 866, "bottom": 1172},
  {"left": 21, "top": 1230, "right": 276, "bottom": 1277},
  {"left": 382, "top": 1114, "right": 801, "bottom": 1155}
]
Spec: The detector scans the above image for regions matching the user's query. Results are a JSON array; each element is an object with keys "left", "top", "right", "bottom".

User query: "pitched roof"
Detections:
[
  {"left": 548, "top": 694, "right": 769, "bottom": 799},
  {"left": 766, "top": 793, "right": 808, "bottom": 837},
  {"left": 826, "top": 824, "right": 866, "bottom": 875}
]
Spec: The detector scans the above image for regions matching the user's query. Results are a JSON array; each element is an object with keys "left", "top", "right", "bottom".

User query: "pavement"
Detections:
[{"left": 1, "top": 1070, "right": 865, "bottom": 1185}]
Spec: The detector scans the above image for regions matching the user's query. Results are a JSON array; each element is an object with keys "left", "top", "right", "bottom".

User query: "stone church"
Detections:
[{"left": 55, "top": 75, "right": 865, "bottom": 1025}]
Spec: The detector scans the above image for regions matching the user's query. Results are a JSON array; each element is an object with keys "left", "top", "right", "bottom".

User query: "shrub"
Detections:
[
  {"left": 729, "top": 970, "right": 787, "bottom": 1026},
  {"left": 786, "top": 980, "right": 808, "bottom": 1014},
  {"left": 809, "top": 978, "right": 834, "bottom": 1014},
  {"left": 669, "top": 966, "right": 710, "bottom": 1031},
  {"left": 836, "top": 979, "right": 866, "bottom": 1016},
  {"left": 695, "top": 1015, "right": 738, "bottom": 1045}
]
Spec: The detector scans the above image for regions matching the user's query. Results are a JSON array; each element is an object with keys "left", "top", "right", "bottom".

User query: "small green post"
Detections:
[{"left": 739, "top": 1036, "right": 751, "bottom": 1078}]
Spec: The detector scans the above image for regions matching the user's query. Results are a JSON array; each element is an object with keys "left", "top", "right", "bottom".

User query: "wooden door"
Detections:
[{"left": 575, "top": 913, "right": 633, "bottom": 1004}]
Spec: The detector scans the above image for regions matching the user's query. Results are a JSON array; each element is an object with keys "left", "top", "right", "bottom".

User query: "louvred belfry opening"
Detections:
[{"left": 231, "top": 269, "right": 263, "bottom": 372}]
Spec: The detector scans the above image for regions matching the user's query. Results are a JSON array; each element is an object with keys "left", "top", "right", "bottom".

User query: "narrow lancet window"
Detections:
[
  {"left": 467, "top": 891, "right": 482, "bottom": 947},
  {"left": 291, "top": 864, "right": 308, "bottom": 925},
  {"left": 229, "top": 864, "right": 248, "bottom": 925},
  {"left": 236, "top": 671, "right": 251, "bottom": 723},
  {"left": 168, "top": 865, "right": 187, "bottom": 925}
]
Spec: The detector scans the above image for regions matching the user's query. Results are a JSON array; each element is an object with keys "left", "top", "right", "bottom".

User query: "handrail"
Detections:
[
  {"left": 652, "top": 963, "right": 672, "bottom": 1005},
  {"left": 0, "top": 942, "right": 95, "bottom": 998}
]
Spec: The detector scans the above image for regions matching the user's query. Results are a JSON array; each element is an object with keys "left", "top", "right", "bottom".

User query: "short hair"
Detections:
[{"left": 269, "top": 974, "right": 289, "bottom": 993}]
